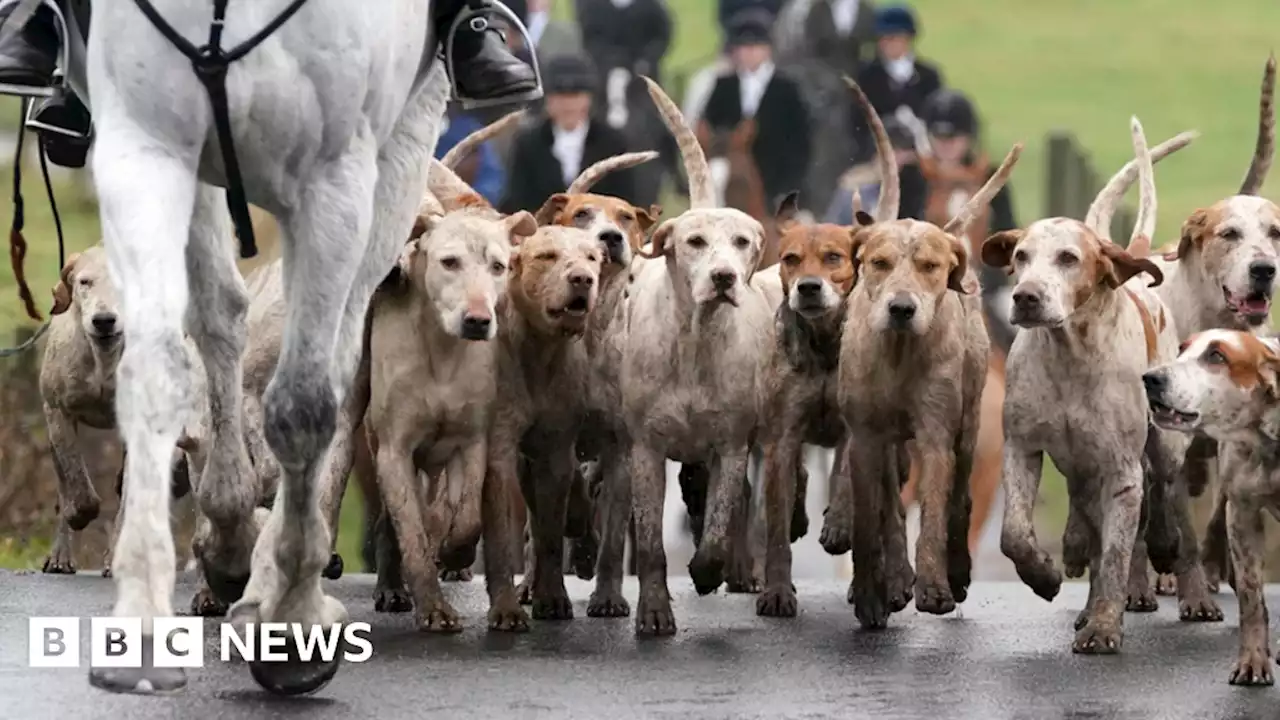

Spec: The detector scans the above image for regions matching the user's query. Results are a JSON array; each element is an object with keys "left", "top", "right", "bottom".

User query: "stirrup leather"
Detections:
[{"left": 443, "top": 0, "right": 544, "bottom": 110}]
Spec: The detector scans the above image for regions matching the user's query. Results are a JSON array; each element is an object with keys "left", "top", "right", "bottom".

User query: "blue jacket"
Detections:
[{"left": 434, "top": 113, "right": 506, "bottom": 206}]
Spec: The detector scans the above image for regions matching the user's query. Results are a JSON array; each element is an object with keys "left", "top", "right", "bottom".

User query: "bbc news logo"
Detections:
[{"left": 28, "top": 617, "right": 373, "bottom": 667}]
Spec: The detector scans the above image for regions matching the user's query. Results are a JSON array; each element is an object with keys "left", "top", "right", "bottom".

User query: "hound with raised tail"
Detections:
[
  {"left": 616, "top": 77, "right": 776, "bottom": 635},
  {"left": 755, "top": 78, "right": 900, "bottom": 618},
  {"left": 1143, "top": 330, "right": 1280, "bottom": 685},
  {"left": 983, "top": 118, "right": 1187, "bottom": 653},
  {"left": 839, "top": 142, "right": 1020, "bottom": 629}
]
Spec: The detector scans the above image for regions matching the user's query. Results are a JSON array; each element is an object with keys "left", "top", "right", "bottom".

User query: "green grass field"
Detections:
[{"left": 2, "top": 0, "right": 1278, "bottom": 565}]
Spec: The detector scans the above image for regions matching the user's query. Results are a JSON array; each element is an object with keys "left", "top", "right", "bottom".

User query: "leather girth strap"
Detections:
[{"left": 130, "top": 0, "right": 311, "bottom": 258}]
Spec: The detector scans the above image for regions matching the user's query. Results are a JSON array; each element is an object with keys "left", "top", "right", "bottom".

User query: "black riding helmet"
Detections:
[{"left": 921, "top": 89, "right": 978, "bottom": 139}]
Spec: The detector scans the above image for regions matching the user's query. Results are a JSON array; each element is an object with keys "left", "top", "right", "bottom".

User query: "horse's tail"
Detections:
[
  {"left": 1240, "top": 52, "right": 1276, "bottom": 196},
  {"left": 642, "top": 76, "right": 716, "bottom": 209},
  {"left": 567, "top": 151, "right": 660, "bottom": 195}
]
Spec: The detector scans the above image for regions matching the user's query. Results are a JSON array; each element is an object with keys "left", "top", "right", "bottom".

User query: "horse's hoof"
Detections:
[
  {"left": 249, "top": 650, "right": 341, "bottom": 696},
  {"left": 322, "top": 553, "right": 344, "bottom": 580},
  {"left": 89, "top": 641, "right": 187, "bottom": 695}
]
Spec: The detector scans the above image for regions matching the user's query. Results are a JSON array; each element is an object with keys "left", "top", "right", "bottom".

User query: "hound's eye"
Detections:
[
  {"left": 1268, "top": 226, "right": 1280, "bottom": 241},
  {"left": 871, "top": 258, "right": 891, "bottom": 271},
  {"left": 588, "top": 253, "right": 601, "bottom": 264},
  {"left": 687, "top": 236, "right": 707, "bottom": 249},
  {"left": 782, "top": 253, "right": 801, "bottom": 267},
  {"left": 1013, "top": 250, "right": 1029, "bottom": 264},
  {"left": 920, "top": 261, "right": 940, "bottom": 273},
  {"left": 573, "top": 209, "right": 591, "bottom": 222},
  {"left": 440, "top": 257, "right": 461, "bottom": 270},
  {"left": 733, "top": 236, "right": 751, "bottom": 250},
  {"left": 536, "top": 251, "right": 559, "bottom": 262},
  {"left": 1056, "top": 252, "right": 1079, "bottom": 266},
  {"left": 1178, "top": 340, "right": 1191, "bottom": 354},
  {"left": 823, "top": 252, "right": 843, "bottom": 265},
  {"left": 1221, "top": 227, "right": 1242, "bottom": 241},
  {"left": 619, "top": 213, "right": 634, "bottom": 224},
  {"left": 1205, "top": 349, "right": 1228, "bottom": 365},
  {"left": 490, "top": 261, "right": 507, "bottom": 274},
  {"left": 77, "top": 278, "right": 91, "bottom": 287}
]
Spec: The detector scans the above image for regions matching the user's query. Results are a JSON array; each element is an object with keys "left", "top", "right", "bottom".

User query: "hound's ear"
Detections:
[
  {"left": 981, "top": 230, "right": 1023, "bottom": 273},
  {"left": 1099, "top": 240, "right": 1164, "bottom": 289},
  {"left": 505, "top": 211, "right": 538, "bottom": 244},
  {"left": 380, "top": 241, "right": 416, "bottom": 292},
  {"left": 948, "top": 234, "right": 977, "bottom": 294},
  {"left": 775, "top": 191, "right": 801, "bottom": 226},
  {"left": 50, "top": 252, "right": 81, "bottom": 315},
  {"left": 849, "top": 226, "right": 868, "bottom": 282},
  {"left": 1176, "top": 208, "right": 1209, "bottom": 260},
  {"left": 533, "top": 193, "right": 570, "bottom": 226},
  {"left": 410, "top": 213, "right": 439, "bottom": 241},
  {"left": 853, "top": 210, "right": 875, "bottom": 227},
  {"left": 638, "top": 219, "right": 676, "bottom": 258},
  {"left": 636, "top": 204, "right": 662, "bottom": 233}
]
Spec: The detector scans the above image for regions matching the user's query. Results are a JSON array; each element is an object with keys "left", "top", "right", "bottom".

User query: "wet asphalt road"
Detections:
[{"left": 1, "top": 570, "right": 1277, "bottom": 720}]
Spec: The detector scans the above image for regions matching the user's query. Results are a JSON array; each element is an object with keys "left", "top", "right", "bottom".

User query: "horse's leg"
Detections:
[
  {"left": 230, "top": 71, "right": 447, "bottom": 696},
  {"left": 185, "top": 185, "right": 258, "bottom": 607},
  {"left": 86, "top": 112, "right": 202, "bottom": 695}
]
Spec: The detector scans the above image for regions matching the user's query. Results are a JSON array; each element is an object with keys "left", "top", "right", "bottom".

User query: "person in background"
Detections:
[
  {"left": 792, "top": 0, "right": 878, "bottom": 80},
  {"left": 822, "top": 114, "right": 925, "bottom": 224},
  {"left": 701, "top": 9, "right": 812, "bottom": 210},
  {"left": 435, "top": 106, "right": 508, "bottom": 206},
  {"left": 499, "top": 54, "right": 638, "bottom": 214},
  {"left": 528, "top": 0, "right": 586, "bottom": 58},
  {"left": 577, "top": 0, "right": 672, "bottom": 87},
  {"left": 852, "top": 4, "right": 943, "bottom": 163},
  {"left": 717, "top": 0, "right": 784, "bottom": 35}
]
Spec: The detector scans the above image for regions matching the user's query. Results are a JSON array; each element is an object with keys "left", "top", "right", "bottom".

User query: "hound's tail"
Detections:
[
  {"left": 642, "top": 76, "right": 716, "bottom": 210},
  {"left": 845, "top": 76, "right": 898, "bottom": 222}
]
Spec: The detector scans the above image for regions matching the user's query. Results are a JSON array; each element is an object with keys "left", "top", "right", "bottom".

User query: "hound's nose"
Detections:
[
  {"left": 599, "top": 230, "right": 624, "bottom": 248},
  {"left": 461, "top": 315, "right": 492, "bottom": 339},
  {"left": 711, "top": 270, "right": 737, "bottom": 290},
  {"left": 568, "top": 271, "right": 595, "bottom": 288},
  {"left": 887, "top": 296, "right": 916, "bottom": 321},
  {"left": 1011, "top": 289, "right": 1042, "bottom": 312},
  {"left": 91, "top": 313, "right": 118, "bottom": 334},
  {"left": 796, "top": 278, "right": 823, "bottom": 297},
  {"left": 1142, "top": 371, "right": 1167, "bottom": 395},
  {"left": 1249, "top": 260, "right": 1276, "bottom": 283}
]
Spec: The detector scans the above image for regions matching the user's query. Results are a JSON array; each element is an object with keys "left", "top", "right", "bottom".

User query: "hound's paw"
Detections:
[
  {"left": 531, "top": 593, "right": 574, "bottom": 620},
  {"left": 755, "top": 585, "right": 798, "bottom": 617},
  {"left": 1074, "top": 609, "right": 1090, "bottom": 632},
  {"left": 516, "top": 581, "right": 533, "bottom": 606},
  {"left": 819, "top": 508, "right": 851, "bottom": 555},
  {"left": 570, "top": 536, "right": 598, "bottom": 581},
  {"left": 89, "top": 640, "right": 186, "bottom": 695},
  {"left": 885, "top": 565, "right": 914, "bottom": 613},
  {"left": 688, "top": 550, "right": 727, "bottom": 596},
  {"left": 914, "top": 581, "right": 956, "bottom": 616},
  {"left": 846, "top": 578, "right": 857, "bottom": 605},
  {"left": 635, "top": 594, "right": 676, "bottom": 636},
  {"left": 1179, "top": 595, "right": 1224, "bottom": 622},
  {"left": 1125, "top": 587, "right": 1158, "bottom": 613},
  {"left": 1011, "top": 551, "right": 1062, "bottom": 601},
  {"left": 725, "top": 572, "right": 762, "bottom": 594},
  {"left": 41, "top": 553, "right": 75, "bottom": 575},
  {"left": 440, "top": 568, "right": 474, "bottom": 582},
  {"left": 321, "top": 552, "right": 344, "bottom": 580},
  {"left": 1072, "top": 620, "right": 1123, "bottom": 654},
  {"left": 1062, "top": 560, "right": 1087, "bottom": 580},
  {"left": 374, "top": 589, "right": 413, "bottom": 613},
  {"left": 1155, "top": 574, "right": 1178, "bottom": 596},
  {"left": 1229, "top": 649, "right": 1274, "bottom": 686},
  {"left": 587, "top": 589, "right": 630, "bottom": 617},
  {"left": 418, "top": 601, "right": 464, "bottom": 633},
  {"left": 190, "top": 587, "right": 230, "bottom": 617},
  {"left": 488, "top": 601, "right": 531, "bottom": 632},
  {"left": 852, "top": 578, "right": 890, "bottom": 630},
  {"left": 1203, "top": 567, "right": 1221, "bottom": 595},
  {"left": 790, "top": 503, "right": 809, "bottom": 543},
  {"left": 101, "top": 567, "right": 112, "bottom": 579}
]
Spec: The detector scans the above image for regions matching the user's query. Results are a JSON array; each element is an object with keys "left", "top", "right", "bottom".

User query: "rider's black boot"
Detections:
[
  {"left": 0, "top": 1, "right": 59, "bottom": 96},
  {"left": 32, "top": 90, "right": 91, "bottom": 167},
  {"left": 437, "top": 0, "right": 540, "bottom": 107}
]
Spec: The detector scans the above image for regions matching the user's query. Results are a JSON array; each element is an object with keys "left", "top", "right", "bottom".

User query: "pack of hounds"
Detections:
[{"left": 36, "top": 54, "right": 1280, "bottom": 689}]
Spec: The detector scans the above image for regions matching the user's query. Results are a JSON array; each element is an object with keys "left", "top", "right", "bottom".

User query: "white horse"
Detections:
[{"left": 48, "top": 0, "right": 450, "bottom": 696}]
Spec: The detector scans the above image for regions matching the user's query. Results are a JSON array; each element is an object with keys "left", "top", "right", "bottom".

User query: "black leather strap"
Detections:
[{"left": 130, "top": 0, "right": 311, "bottom": 259}]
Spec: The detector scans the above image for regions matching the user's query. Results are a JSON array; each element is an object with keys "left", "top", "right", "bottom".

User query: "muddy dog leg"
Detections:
[
  {"left": 689, "top": 450, "right": 750, "bottom": 595},
  {"left": 373, "top": 507, "right": 412, "bottom": 613},
  {"left": 1072, "top": 461, "right": 1142, "bottom": 654},
  {"left": 1226, "top": 497, "right": 1273, "bottom": 686},
  {"left": 820, "top": 437, "right": 852, "bottom": 555},
  {"left": 1000, "top": 446, "right": 1061, "bottom": 601},
  {"left": 1076, "top": 556, "right": 1102, "bottom": 631},
  {"left": 1171, "top": 472, "right": 1223, "bottom": 622},
  {"left": 679, "top": 462, "right": 710, "bottom": 547},
  {"left": 482, "top": 421, "right": 532, "bottom": 632},
  {"left": 848, "top": 433, "right": 890, "bottom": 629},
  {"left": 589, "top": 442, "right": 632, "bottom": 617},
  {"left": 912, "top": 432, "right": 959, "bottom": 615},
  {"left": 526, "top": 443, "right": 577, "bottom": 620},
  {"left": 1202, "top": 487, "right": 1233, "bottom": 594},
  {"left": 726, "top": 467, "right": 762, "bottom": 594},
  {"left": 316, "top": 361, "right": 373, "bottom": 582},
  {"left": 1126, "top": 542, "right": 1158, "bottom": 613},
  {"left": 42, "top": 406, "right": 99, "bottom": 575},
  {"left": 439, "top": 441, "right": 486, "bottom": 580},
  {"left": 632, "top": 443, "right": 675, "bottom": 635},
  {"left": 758, "top": 434, "right": 803, "bottom": 617}
]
